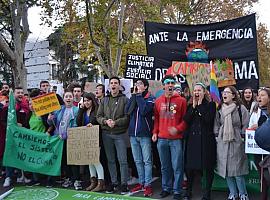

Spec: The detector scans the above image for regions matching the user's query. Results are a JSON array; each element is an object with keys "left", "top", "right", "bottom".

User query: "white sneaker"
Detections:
[
  {"left": 17, "top": 176, "right": 31, "bottom": 183},
  {"left": 17, "top": 176, "right": 24, "bottom": 183},
  {"left": 3, "top": 177, "right": 12, "bottom": 187},
  {"left": 228, "top": 194, "right": 238, "bottom": 200},
  {"left": 239, "top": 194, "right": 249, "bottom": 200},
  {"left": 24, "top": 177, "right": 31, "bottom": 183},
  {"left": 74, "top": 180, "right": 82, "bottom": 190},
  {"left": 62, "top": 178, "right": 72, "bottom": 188}
]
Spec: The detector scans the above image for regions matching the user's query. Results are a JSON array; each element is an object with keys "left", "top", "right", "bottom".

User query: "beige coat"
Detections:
[{"left": 214, "top": 104, "right": 250, "bottom": 178}]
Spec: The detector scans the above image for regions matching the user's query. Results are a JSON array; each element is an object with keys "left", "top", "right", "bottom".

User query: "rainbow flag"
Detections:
[{"left": 210, "top": 61, "right": 221, "bottom": 104}]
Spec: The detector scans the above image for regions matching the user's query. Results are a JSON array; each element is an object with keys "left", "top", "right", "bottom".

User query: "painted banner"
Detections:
[
  {"left": 148, "top": 80, "right": 164, "bottom": 98},
  {"left": 124, "top": 54, "right": 155, "bottom": 80},
  {"left": 145, "top": 14, "right": 259, "bottom": 89},
  {"left": 245, "top": 129, "right": 270, "bottom": 154},
  {"left": 67, "top": 126, "right": 100, "bottom": 165},
  {"left": 32, "top": 92, "right": 61, "bottom": 116},
  {"left": 3, "top": 92, "right": 63, "bottom": 176},
  {"left": 168, "top": 60, "right": 236, "bottom": 88}
]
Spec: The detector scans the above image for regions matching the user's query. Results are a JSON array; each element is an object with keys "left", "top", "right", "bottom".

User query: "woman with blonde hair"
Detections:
[{"left": 183, "top": 83, "right": 216, "bottom": 200}]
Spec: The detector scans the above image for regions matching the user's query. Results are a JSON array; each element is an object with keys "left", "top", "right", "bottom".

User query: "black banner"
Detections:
[
  {"left": 145, "top": 14, "right": 259, "bottom": 89},
  {"left": 124, "top": 54, "right": 156, "bottom": 80}
]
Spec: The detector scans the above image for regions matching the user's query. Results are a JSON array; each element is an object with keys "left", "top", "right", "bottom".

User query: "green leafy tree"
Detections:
[
  {"left": 0, "top": 0, "right": 37, "bottom": 90},
  {"left": 41, "top": 0, "right": 269, "bottom": 81}
]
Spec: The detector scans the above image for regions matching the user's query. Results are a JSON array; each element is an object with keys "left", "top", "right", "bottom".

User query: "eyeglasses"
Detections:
[{"left": 135, "top": 82, "right": 144, "bottom": 86}]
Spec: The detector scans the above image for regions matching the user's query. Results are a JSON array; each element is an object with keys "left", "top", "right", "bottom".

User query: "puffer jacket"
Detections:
[{"left": 126, "top": 92, "right": 155, "bottom": 137}]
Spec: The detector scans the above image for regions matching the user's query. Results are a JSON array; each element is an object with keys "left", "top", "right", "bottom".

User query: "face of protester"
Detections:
[
  {"left": 73, "top": 87, "right": 82, "bottom": 101},
  {"left": 1, "top": 84, "right": 9, "bottom": 93},
  {"left": 84, "top": 98, "right": 93, "bottom": 109},
  {"left": 14, "top": 89, "right": 24, "bottom": 102},
  {"left": 222, "top": 87, "right": 235, "bottom": 104},
  {"left": 163, "top": 80, "right": 175, "bottom": 97},
  {"left": 193, "top": 85, "right": 205, "bottom": 101},
  {"left": 244, "top": 89, "right": 253, "bottom": 102},
  {"left": 40, "top": 83, "right": 50, "bottom": 93},
  {"left": 135, "top": 80, "right": 147, "bottom": 93},
  {"left": 95, "top": 86, "right": 104, "bottom": 99},
  {"left": 109, "top": 79, "right": 120, "bottom": 96},
  {"left": 64, "top": 92, "right": 74, "bottom": 108},
  {"left": 258, "top": 90, "right": 270, "bottom": 108}
]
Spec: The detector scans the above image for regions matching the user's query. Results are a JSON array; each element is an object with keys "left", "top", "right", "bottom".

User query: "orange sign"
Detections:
[{"left": 32, "top": 93, "right": 61, "bottom": 116}]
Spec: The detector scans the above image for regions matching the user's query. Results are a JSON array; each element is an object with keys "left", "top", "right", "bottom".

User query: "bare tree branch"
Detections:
[
  {"left": 115, "top": 2, "right": 125, "bottom": 75},
  {"left": 85, "top": 0, "right": 101, "bottom": 47}
]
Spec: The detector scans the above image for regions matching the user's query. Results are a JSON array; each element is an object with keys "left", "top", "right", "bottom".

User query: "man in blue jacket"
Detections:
[{"left": 126, "top": 79, "right": 155, "bottom": 197}]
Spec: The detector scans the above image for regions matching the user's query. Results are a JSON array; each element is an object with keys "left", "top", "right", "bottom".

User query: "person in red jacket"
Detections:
[{"left": 152, "top": 75, "right": 187, "bottom": 200}]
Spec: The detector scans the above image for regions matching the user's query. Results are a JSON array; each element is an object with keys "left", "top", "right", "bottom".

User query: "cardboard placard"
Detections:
[
  {"left": 32, "top": 93, "right": 61, "bottom": 116},
  {"left": 67, "top": 126, "right": 100, "bottom": 165}
]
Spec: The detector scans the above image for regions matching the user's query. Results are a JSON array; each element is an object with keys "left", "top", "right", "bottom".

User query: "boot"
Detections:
[
  {"left": 86, "top": 177, "right": 97, "bottom": 191},
  {"left": 92, "top": 179, "right": 105, "bottom": 192}
]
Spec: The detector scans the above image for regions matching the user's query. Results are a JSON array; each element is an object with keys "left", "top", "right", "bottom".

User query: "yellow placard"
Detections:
[
  {"left": 32, "top": 93, "right": 61, "bottom": 116},
  {"left": 67, "top": 126, "right": 100, "bottom": 165}
]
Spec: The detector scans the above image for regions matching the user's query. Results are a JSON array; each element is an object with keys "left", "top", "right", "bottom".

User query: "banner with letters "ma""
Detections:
[{"left": 145, "top": 14, "right": 259, "bottom": 89}]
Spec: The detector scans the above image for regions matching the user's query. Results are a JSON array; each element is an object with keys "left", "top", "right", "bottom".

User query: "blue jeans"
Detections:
[
  {"left": 157, "top": 138, "right": 183, "bottom": 194},
  {"left": 226, "top": 176, "right": 248, "bottom": 196},
  {"left": 130, "top": 136, "right": 152, "bottom": 186},
  {"left": 102, "top": 132, "right": 128, "bottom": 185}
]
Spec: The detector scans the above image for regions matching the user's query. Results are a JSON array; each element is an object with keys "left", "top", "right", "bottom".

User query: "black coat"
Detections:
[{"left": 183, "top": 99, "right": 217, "bottom": 170}]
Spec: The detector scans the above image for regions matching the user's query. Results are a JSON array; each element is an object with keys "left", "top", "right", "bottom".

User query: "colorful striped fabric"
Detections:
[{"left": 210, "top": 61, "right": 221, "bottom": 104}]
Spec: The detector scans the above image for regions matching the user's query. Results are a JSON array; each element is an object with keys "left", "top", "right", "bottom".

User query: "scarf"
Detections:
[{"left": 221, "top": 103, "right": 237, "bottom": 142}]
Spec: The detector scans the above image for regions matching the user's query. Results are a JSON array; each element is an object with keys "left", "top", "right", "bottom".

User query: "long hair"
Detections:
[
  {"left": 83, "top": 92, "right": 98, "bottom": 115},
  {"left": 241, "top": 87, "right": 255, "bottom": 111},
  {"left": 218, "top": 86, "right": 242, "bottom": 109}
]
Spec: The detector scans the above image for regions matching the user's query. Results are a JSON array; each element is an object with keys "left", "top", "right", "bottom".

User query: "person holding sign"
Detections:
[
  {"left": 47, "top": 90, "right": 80, "bottom": 190},
  {"left": 182, "top": 83, "right": 216, "bottom": 200},
  {"left": 214, "top": 86, "right": 250, "bottom": 200},
  {"left": 77, "top": 92, "right": 105, "bottom": 192},
  {"left": 3, "top": 87, "right": 31, "bottom": 187},
  {"left": 126, "top": 79, "right": 155, "bottom": 197},
  {"left": 249, "top": 88, "right": 270, "bottom": 200},
  {"left": 152, "top": 75, "right": 187, "bottom": 200},
  {"left": 96, "top": 76, "right": 129, "bottom": 194}
]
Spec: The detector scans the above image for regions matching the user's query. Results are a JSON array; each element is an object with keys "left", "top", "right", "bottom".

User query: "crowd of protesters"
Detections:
[{"left": 0, "top": 76, "right": 270, "bottom": 200}]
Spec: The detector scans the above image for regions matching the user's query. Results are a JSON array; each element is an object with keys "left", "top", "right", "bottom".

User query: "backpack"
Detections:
[{"left": 255, "top": 113, "right": 270, "bottom": 152}]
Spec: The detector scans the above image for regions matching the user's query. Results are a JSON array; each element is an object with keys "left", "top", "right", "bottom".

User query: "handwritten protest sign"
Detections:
[
  {"left": 32, "top": 92, "right": 61, "bottom": 116},
  {"left": 245, "top": 129, "right": 269, "bottom": 154},
  {"left": 67, "top": 126, "right": 100, "bottom": 165},
  {"left": 124, "top": 54, "right": 155, "bottom": 80},
  {"left": 3, "top": 92, "right": 63, "bottom": 176}
]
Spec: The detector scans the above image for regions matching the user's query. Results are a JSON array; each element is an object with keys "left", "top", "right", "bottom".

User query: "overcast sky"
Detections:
[{"left": 27, "top": 0, "right": 270, "bottom": 42}]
